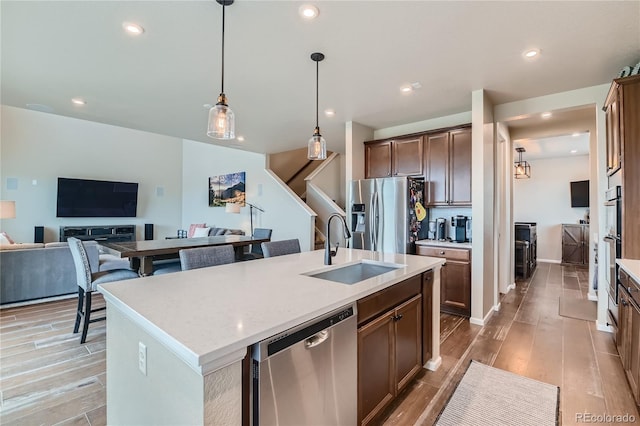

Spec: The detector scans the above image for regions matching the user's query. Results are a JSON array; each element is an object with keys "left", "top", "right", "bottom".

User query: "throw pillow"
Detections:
[
  {"left": 192, "top": 227, "right": 211, "bottom": 238},
  {"left": 188, "top": 223, "right": 206, "bottom": 238},
  {"left": 0, "top": 232, "right": 14, "bottom": 245}
]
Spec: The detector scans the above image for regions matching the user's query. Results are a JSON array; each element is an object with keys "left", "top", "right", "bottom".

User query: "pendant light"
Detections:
[
  {"left": 514, "top": 147, "right": 531, "bottom": 179},
  {"left": 308, "top": 52, "right": 327, "bottom": 160},
  {"left": 207, "top": 0, "right": 235, "bottom": 140}
]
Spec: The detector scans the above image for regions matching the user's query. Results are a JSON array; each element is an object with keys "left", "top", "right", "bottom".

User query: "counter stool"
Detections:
[
  {"left": 68, "top": 237, "right": 139, "bottom": 344},
  {"left": 261, "top": 239, "right": 301, "bottom": 258}
]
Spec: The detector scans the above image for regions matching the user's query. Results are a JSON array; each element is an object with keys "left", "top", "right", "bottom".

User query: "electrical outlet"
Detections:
[{"left": 138, "top": 342, "right": 147, "bottom": 376}]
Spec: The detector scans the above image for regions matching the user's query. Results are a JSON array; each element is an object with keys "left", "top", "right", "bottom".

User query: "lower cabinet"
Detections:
[
  {"left": 417, "top": 245, "right": 471, "bottom": 317},
  {"left": 357, "top": 275, "right": 423, "bottom": 425},
  {"left": 561, "top": 224, "right": 589, "bottom": 265},
  {"left": 617, "top": 268, "right": 640, "bottom": 405}
]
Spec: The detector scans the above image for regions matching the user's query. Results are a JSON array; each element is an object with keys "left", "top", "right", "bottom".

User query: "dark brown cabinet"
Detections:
[
  {"left": 561, "top": 224, "right": 589, "bottom": 265},
  {"left": 364, "top": 136, "right": 423, "bottom": 179},
  {"left": 416, "top": 245, "right": 471, "bottom": 317},
  {"left": 604, "top": 75, "right": 640, "bottom": 259},
  {"left": 605, "top": 87, "right": 621, "bottom": 175},
  {"left": 617, "top": 268, "right": 640, "bottom": 405},
  {"left": 424, "top": 128, "right": 472, "bottom": 206},
  {"left": 357, "top": 276, "right": 423, "bottom": 425}
]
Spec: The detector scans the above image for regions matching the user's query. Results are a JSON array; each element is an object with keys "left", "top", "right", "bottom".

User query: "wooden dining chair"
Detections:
[
  {"left": 68, "top": 237, "right": 139, "bottom": 344},
  {"left": 178, "top": 244, "right": 235, "bottom": 271},
  {"left": 261, "top": 239, "right": 301, "bottom": 258}
]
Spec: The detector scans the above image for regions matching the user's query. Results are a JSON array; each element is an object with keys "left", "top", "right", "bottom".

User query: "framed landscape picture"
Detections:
[{"left": 209, "top": 171, "right": 246, "bottom": 207}]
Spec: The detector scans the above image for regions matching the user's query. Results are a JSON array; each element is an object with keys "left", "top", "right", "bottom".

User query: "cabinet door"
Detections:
[
  {"left": 562, "top": 225, "right": 584, "bottom": 264},
  {"left": 581, "top": 226, "right": 590, "bottom": 266},
  {"left": 393, "top": 137, "right": 423, "bottom": 176},
  {"left": 449, "top": 128, "right": 472, "bottom": 206},
  {"left": 394, "top": 294, "right": 422, "bottom": 393},
  {"left": 629, "top": 300, "right": 640, "bottom": 403},
  {"left": 425, "top": 132, "right": 449, "bottom": 206},
  {"left": 440, "top": 260, "right": 471, "bottom": 317},
  {"left": 618, "top": 289, "right": 631, "bottom": 370},
  {"left": 605, "top": 92, "right": 621, "bottom": 176},
  {"left": 365, "top": 141, "right": 392, "bottom": 179},
  {"left": 358, "top": 311, "right": 395, "bottom": 426}
]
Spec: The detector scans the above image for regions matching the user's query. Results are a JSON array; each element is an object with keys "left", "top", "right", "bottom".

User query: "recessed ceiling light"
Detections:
[
  {"left": 123, "top": 22, "right": 144, "bottom": 35},
  {"left": 401, "top": 86, "right": 413, "bottom": 93},
  {"left": 324, "top": 109, "right": 335, "bottom": 117},
  {"left": 541, "top": 112, "right": 552, "bottom": 119},
  {"left": 299, "top": 4, "right": 319, "bottom": 19},
  {"left": 236, "top": 136, "right": 245, "bottom": 142},
  {"left": 570, "top": 150, "right": 578, "bottom": 154},
  {"left": 71, "top": 98, "right": 86, "bottom": 105},
  {"left": 523, "top": 48, "right": 540, "bottom": 59}
]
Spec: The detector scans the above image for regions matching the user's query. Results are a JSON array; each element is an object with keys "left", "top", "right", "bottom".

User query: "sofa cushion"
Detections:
[
  {"left": 192, "top": 227, "right": 211, "bottom": 238},
  {"left": 188, "top": 223, "right": 206, "bottom": 238},
  {"left": 224, "top": 229, "right": 244, "bottom": 235},
  {"left": 0, "top": 232, "right": 14, "bottom": 245}
]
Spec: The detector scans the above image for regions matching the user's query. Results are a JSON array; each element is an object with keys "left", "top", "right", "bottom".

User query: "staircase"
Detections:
[{"left": 269, "top": 148, "right": 345, "bottom": 250}]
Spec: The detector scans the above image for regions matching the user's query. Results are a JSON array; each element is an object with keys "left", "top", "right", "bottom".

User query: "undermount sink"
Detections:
[{"left": 303, "top": 260, "right": 404, "bottom": 285}]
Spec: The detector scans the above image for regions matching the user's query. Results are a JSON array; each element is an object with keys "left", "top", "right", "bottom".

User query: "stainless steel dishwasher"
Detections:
[{"left": 251, "top": 303, "right": 357, "bottom": 426}]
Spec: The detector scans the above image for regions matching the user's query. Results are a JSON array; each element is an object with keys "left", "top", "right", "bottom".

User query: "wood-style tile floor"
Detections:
[
  {"left": 381, "top": 262, "right": 640, "bottom": 426},
  {"left": 1, "top": 262, "right": 637, "bottom": 425}
]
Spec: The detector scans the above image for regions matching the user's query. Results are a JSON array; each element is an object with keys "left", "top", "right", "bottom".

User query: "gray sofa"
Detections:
[{"left": 0, "top": 241, "right": 100, "bottom": 305}]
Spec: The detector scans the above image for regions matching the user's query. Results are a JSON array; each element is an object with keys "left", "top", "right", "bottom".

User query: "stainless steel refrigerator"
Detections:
[{"left": 350, "top": 177, "right": 427, "bottom": 254}]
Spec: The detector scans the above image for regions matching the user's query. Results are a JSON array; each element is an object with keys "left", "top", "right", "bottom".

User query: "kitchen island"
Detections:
[{"left": 98, "top": 248, "right": 444, "bottom": 425}]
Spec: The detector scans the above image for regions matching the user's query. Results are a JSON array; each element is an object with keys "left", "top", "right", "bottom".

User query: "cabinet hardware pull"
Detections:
[
  {"left": 439, "top": 251, "right": 445, "bottom": 255},
  {"left": 622, "top": 299, "right": 628, "bottom": 306},
  {"left": 628, "top": 286, "right": 636, "bottom": 293}
]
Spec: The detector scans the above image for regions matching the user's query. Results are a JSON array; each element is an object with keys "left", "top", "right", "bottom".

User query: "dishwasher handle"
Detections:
[{"left": 305, "top": 330, "right": 329, "bottom": 349}]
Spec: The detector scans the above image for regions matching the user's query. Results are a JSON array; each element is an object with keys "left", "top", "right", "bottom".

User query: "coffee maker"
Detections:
[
  {"left": 436, "top": 218, "right": 447, "bottom": 241},
  {"left": 452, "top": 215, "right": 469, "bottom": 243}
]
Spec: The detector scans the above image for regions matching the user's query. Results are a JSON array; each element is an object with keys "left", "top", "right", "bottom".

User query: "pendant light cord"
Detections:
[
  {"left": 315, "top": 59, "right": 319, "bottom": 128},
  {"left": 221, "top": 3, "right": 226, "bottom": 94}
]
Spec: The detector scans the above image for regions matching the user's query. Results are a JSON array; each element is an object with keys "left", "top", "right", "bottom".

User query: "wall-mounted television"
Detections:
[
  {"left": 570, "top": 180, "right": 589, "bottom": 208},
  {"left": 56, "top": 177, "right": 139, "bottom": 217}
]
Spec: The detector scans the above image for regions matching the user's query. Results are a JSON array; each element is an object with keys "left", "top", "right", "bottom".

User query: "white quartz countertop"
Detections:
[
  {"left": 416, "top": 239, "right": 472, "bottom": 250},
  {"left": 98, "top": 249, "right": 445, "bottom": 374},
  {"left": 618, "top": 259, "right": 640, "bottom": 283}
]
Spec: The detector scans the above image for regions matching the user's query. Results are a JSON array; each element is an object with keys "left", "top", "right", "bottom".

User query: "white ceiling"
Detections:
[
  {"left": 514, "top": 132, "right": 590, "bottom": 161},
  {"left": 2, "top": 1, "right": 639, "bottom": 155}
]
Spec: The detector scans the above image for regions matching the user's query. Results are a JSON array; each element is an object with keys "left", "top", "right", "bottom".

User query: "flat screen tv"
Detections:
[
  {"left": 570, "top": 180, "right": 589, "bottom": 208},
  {"left": 56, "top": 177, "right": 139, "bottom": 217}
]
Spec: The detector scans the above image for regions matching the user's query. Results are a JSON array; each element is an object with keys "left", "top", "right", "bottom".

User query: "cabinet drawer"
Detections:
[
  {"left": 416, "top": 245, "right": 470, "bottom": 261},
  {"left": 358, "top": 275, "right": 422, "bottom": 326},
  {"left": 627, "top": 275, "right": 640, "bottom": 308}
]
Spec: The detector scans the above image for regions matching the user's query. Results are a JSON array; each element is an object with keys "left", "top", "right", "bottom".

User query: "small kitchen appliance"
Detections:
[
  {"left": 452, "top": 215, "right": 469, "bottom": 243},
  {"left": 428, "top": 221, "right": 437, "bottom": 240},
  {"left": 436, "top": 218, "right": 447, "bottom": 241}
]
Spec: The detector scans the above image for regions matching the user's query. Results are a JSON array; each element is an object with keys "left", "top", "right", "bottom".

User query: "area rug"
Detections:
[
  {"left": 558, "top": 296, "right": 597, "bottom": 321},
  {"left": 435, "top": 360, "right": 559, "bottom": 426}
]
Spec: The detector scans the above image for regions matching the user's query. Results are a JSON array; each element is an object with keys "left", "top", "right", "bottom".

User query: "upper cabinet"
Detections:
[
  {"left": 364, "top": 136, "right": 423, "bottom": 179},
  {"left": 425, "top": 127, "right": 472, "bottom": 207},
  {"left": 605, "top": 74, "right": 640, "bottom": 259}
]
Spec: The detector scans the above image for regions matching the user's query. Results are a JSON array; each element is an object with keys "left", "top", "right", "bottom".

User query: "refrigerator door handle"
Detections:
[{"left": 369, "top": 191, "right": 375, "bottom": 250}]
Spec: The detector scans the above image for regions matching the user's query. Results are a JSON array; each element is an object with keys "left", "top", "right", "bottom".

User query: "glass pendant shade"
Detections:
[
  {"left": 308, "top": 128, "right": 327, "bottom": 160},
  {"left": 207, "top": 96, "right": 235, "bottom": 140},
  {"left": 514, "top": 147, "right": 531, "bottom": 179}
]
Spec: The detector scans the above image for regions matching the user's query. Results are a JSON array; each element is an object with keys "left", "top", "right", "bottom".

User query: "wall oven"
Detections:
[{"left": 604, "top": 185, "right": 621, "bottom": 330}]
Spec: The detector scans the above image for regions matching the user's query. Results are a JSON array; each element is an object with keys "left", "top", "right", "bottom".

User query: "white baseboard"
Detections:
[
  {"left": 538, "top": 258, "right": 561, "bottom": 264},
  {"left": 425, "top": 356, "right": 442, "bottom": 371},
  {"left": 470, "top": 307, "right": 495, "bottom": 326},
  {"left": 596, "top": 322, "right": 613, "bottom": 333},
  {"left": 588, "top": 292, "right": 598, "bottom": 301},
  {"left": 494, "top": 302, "right": 501, "bottom": 312}
]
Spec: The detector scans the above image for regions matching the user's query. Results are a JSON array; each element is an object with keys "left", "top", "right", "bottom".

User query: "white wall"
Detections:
[
  {"left": 181, "top": 140, "right": 315, "bottom": 251},
  {"left": 0, "top": 106, "right": 182, "bottom": 242},
  {"left": 514, "top": 155, "right": 590, "bottom": 262}
]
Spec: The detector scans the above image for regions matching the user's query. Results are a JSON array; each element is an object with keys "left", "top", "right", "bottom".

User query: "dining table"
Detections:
[{"left": 98, "top": 234, "right": 270, "bottom": 276}]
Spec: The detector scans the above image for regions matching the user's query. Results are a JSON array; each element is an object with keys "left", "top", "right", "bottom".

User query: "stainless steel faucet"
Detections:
[{"left": 325, "top": 213, "right": 352, "bottom": 265}]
